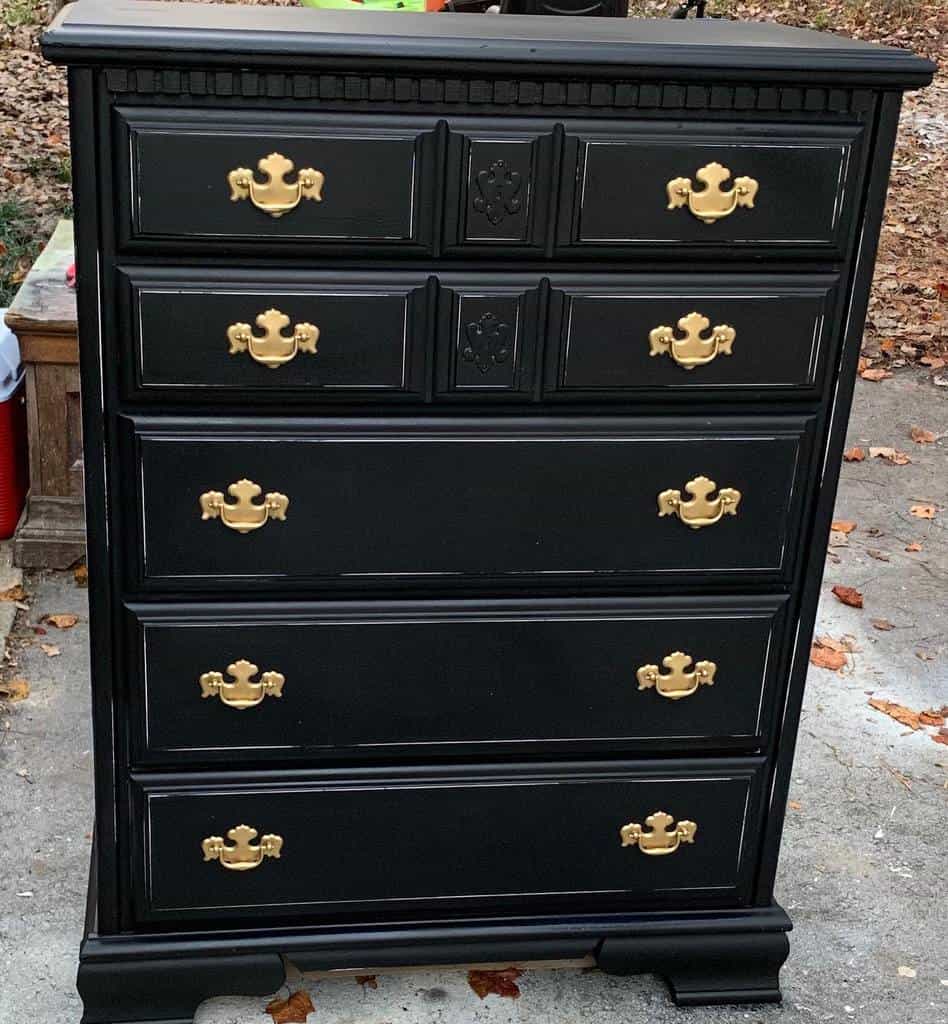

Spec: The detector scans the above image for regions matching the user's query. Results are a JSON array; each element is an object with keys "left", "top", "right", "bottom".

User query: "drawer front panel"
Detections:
[
  {"left": 547, "top": 276, "right": 839, "bottom": 397},
  {"left": 133, "top": 762, "right": 763, "bottom": 921},
  {"left": 129, "top": 596, "right": 787, "bottom": 764},
  {"left": 559, "top": 123, "right": 863, "bottom": 254},
  {"left": 118, "top": 109, "right": 435, "bottom": 250},
  {"left": 121, "top": 270, "right": 428, "bottom": 397},
  {"left": 128, "top": 417, "right": 813, "bottom": 590}
]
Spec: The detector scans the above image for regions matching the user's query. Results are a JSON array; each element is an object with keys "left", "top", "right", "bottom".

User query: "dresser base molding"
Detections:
[{"left": 76, "top": 903, "right": 791, "bottom": 1020}]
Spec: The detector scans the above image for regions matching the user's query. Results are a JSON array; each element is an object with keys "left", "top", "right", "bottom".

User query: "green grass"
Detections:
[
  {"left": 0, "top": 198, "right": 43, "bottom": 308},
  {"left": 0, "top": 0, "right": 42, "bottom": 29}
]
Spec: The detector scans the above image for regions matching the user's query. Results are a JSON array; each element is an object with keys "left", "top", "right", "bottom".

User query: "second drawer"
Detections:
[{"left": 126, "top": 595, "right": 788, "bottom": 764}]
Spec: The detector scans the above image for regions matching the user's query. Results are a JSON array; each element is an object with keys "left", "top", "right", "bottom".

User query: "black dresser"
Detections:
[{"left": 42, "top": 3, "right": 933, "bottom": 1020}]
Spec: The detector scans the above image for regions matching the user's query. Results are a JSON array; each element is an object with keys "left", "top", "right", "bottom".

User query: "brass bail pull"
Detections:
[
  {"left": 667, "top": 162, "right": 758, "bottom": 224},
  {"left": 199, "top": 479, "right": 289, "bottom": 534},
  {"left": 620, "top": 811, "right": 697, "bottom": 856},
  {"left": 200, "top": 659, "right": 285, "bottom": 709},
  {"left": 657, "top": 475, "right": 741, "bottom": 529},
  {"left": 227, "top": 152, "right": 324, "bottom": 218},
  {"left": 637, "top": 652, "right": 716, "bottom": 700},
  {"left": 648, "top": 312, "right": 735, "bottom": 370},
  {"left": 227, "top": 308, "right": 319, "bottom": 370},
  {"left": 202, "top": 824, "right": 284, "bottom": 871}
]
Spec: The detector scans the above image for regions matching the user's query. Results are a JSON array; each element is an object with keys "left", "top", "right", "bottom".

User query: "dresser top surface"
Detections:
[{"left": 43, "top": 0, "right": 933, "bottom": 83}]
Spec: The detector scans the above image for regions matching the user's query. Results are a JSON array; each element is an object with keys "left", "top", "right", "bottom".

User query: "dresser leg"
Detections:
[
  {"left": 77, "top": 952, "right": 286, "bottom": 1023},
  {"left": 597, "top": 929, "right": 789, "bottom": 1006}
]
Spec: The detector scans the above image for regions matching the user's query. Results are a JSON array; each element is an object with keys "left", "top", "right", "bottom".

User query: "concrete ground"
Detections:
[{"left": 0, "top": 369, "right": 945, "bottom": 1024}]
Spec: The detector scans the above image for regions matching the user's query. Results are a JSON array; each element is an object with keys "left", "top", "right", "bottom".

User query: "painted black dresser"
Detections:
[{"left": 42, "top": 3, "right": 933, "bottom": 1020}]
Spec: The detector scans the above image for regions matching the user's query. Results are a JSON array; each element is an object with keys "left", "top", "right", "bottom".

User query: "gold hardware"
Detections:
[
  {"left": 200, "top": 659, "right": 285, "bottom": 710},
  {"left": 201, "top": 824, "right": 283, "bottom": 871},
  {"left": 637, "top": 651, "right": 716, "bottom": 700},
  {"left": 666, "top": 162, "right": 759, "bottom": 224},
  {"left": 620, "top": 811, "right": 697, "bottom": 856},
  {"left": 227, "top": 308, "right": 319, "bottom": 370},
  {"left": 658, "top": 476, "right": 741, "bottom": 529},
  {"left": 199, "top": 479, "right": 289, "bottom": 534},
  {"left": 649, "top": 312, "right": 736, "bottom": 370},
  {"left": 227, "top": 153, "right": 324, "bottom": 218}
]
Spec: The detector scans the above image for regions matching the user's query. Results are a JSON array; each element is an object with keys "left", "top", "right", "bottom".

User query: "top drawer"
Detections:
[
  {"left": 115, "top": 109, "right": 437, "bottom": 253},
  {"left": 558, "top": 122, "right": 865, "bottom": 257}
]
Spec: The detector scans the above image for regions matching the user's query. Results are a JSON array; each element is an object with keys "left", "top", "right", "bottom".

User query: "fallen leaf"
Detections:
[
  {"left": 832, "top": 585, "right": 864, "bottom": 608},
  {"left": 897, "top": 966, "right": 917, "bottom": 979},
  {"left": 810, "top": 644, "right": 847, "bottom": 671},
  {"left": 905, "top": 542, "right": 923, "bottom": 552},
  {"left": 355, "top": 976, "right": 378, "bottom": 990},
  {"left": 919, "top": 709, "right": 946, "bottom": 727},
  {"left": 909, "top": 504, "right": 937, "bottom": 519},
  {"left": 73, "top": 565, "right": 88, "bottom": 587},
  {"left": 869, "top": 446, "right": 912, "bottom": 465},
  {"left": 265, "top": 990, "right": 314, "bottom": 1024},
  {"left": 45, "top": 613, "right": 78, "bottom": 629},
  {"left": 915, "top": 650, "right": 936, "bottom": 661},
  {"left": 868, "top": 698, "right": 924, "bottom": 731},
  {"left": 0, "top": 584, "right": 27, "bottom": 602},
  {"left": 0, "top": 679, "right": 30, "bottom": 702},
  {"left": 871, "top": 618, "right": 895, "bottom": 631},
  {"left": 815, "top": 634, "right": 859, "bottom": 653},
  {"left": 933, "top": 729, "right": 948, "bottom": 747},
  {"left": 787, "top": 800, "right": 802, "bottom": 811},
  {"left": 40, "top": 644, "right": 60, "bottom": 658},
  {"left": 843, "top": 446, "right": 865, "bottom": 462},
  {"left": 867, "top": 548, "right": 891, "bottom": 562},
  {"left": 831, "top": 520, "right": 857, "bottom": 534},
  {"left": 920, "top": 355, "right": 945, "bottom": 370},
  {"left": 468, "top": 968, "right": 523, "bottom": 1000},
  {"left": 859, "top": 367, "right": 892, "bottom": 381},
  {"left": 910, "top": 426, "right": 937, "bottom": 444}
]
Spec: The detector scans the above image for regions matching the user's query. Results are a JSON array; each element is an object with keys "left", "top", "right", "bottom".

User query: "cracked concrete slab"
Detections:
[{"left": 0, "top": 371, "right": 945, "bottom": 1024}]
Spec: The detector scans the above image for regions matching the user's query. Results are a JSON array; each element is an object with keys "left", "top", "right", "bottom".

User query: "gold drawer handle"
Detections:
[
  {"left": 202, "top": 824, "right": 283, "bottom": 872},
  {"left": 637, "top": 652, "right": 716, "bottom": 700},
  {"left": 199, "top": 479, "right": 289, "bottom": 534},
  {"left": 667, "top": 162, "right": 758, "bottom": 224},
  {"left": 200, "top": 659, "right": 285, "bottom": 709},
  {"left": 620, "top": 811, "right": 697, "bottom": 856},
  {"left": 227, "top": 308, "right": 319, "bottom": 370},
  {"left": 649, "top": 312, "right": 735, "bottom": 370},
  {"left": 227, "top": 152, "right": 324, "bottom": 218},
  {"left": 658, "top": 475, "right": 741, "bottom": 529}
]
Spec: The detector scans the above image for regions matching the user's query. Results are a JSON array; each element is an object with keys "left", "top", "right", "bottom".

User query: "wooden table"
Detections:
[{"left": 4, "top": 219, "right": 85, "bottom": 568}]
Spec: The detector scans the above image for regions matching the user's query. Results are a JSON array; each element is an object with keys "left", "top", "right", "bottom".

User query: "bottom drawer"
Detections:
[{"left": 132, "top": 761, "right": 763, "bottom": 924}]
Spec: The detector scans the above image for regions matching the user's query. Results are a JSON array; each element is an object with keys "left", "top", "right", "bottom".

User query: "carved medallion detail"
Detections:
[
  {"left": 472, "top": 160, "right": 523, "bottom": 226},
  {"left": 461, "top": 313, "right": 511, "bottom": 374}
]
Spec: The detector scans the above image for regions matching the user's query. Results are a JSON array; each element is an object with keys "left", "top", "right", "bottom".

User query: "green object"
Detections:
[{"left": 300, "top": 0, "right": 426, "bottom": 11}]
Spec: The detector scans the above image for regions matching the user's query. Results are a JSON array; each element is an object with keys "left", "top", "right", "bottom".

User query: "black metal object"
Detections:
[{"left": 41, "top": 2, "right": 933, "bottom": 1021}]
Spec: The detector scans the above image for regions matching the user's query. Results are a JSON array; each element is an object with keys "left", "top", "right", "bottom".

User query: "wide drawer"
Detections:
[
  {"left": 131, "top": 760, "right": 764, "bottom": 923},
  {"left": 127, "top": 595, "right": 788, "bottom": 765},
  {"left": 558, "top": 122, "right": 864, "bottom": 256},
  {"left": 116, "top": 109, "right": 436, "bottom": 252},
  {"left": 546, "top": 275, "right": 839, "bottom": 397},
  {"left": 124, "top": 416, "right": 814, "bottom": 592}
]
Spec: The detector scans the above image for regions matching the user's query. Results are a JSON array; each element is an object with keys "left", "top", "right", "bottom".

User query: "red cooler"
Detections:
[{"left": 0, "top": 313, "right": 28, "bottom": 539}]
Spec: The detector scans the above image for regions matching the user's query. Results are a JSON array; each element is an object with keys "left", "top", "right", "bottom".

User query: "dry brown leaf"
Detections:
[
  {"left": 869, "top": 446, "right": 912, "bottom": 465},
  {"left": 831, "top": 520, "right": 857, "bottom": 534},
  {"left": 468, "top": 968, "right": 523, "bottom": 1000},
  {"left": 355, "top": 976, "right": 378, "bottom": 990},
  {"left": 46, "top": 613, "right": 78, "bottom": 629},
  {"left": 920, "top": 356, "right": 946, "bottom": 370},
  {"left": 905, "top": 542, "right": 923, "bottom": 552},
  {"left": 919, "top": 709, "right": 946, "bottom": 727},
  {"left": 843, "top": 446, "right": 866, "bottom": 462},
  {"left": 810, "top": 644, "right": 847, "bottom": 671},
  {"left": 787, "top": 799, "right": 802, "bottom": 811},
  {"left": 868, "top": 698, "right": 923, "bottom": 731},
  {"left": 909, "top": 504, "right": 937, "bottom": 519},
  {"left": 265, "top": 990, "right": 314, "bottom": 1024},
  {"left": 859, "top": 367, "right": 893, "bottom": 381},
  {"left": 40, "top": 644, "right": 60, "bottom": 658},
  {"left": 871, "top": 618, "right": 895, "bottom": 631},
  {"left": 815, "top": 634, "right": 859, "bottom": 653},
  {"left": 932, "top": 729, "right": 948, "bottom": 747},
  {"left": 910, "top": 426, "right": 937, "bottom": 444},
  {"left": 832, "top": 585, "right": 864, "bottom": 608},
  {"left": 0, "top": 678, "right": 30, "bottom": 702},
  {"left": 0, "top": 584, "right": 27, "bottom": 602},
  {"left": 915, "top": 650, "right": 936, "bottom": 661},
  {"left": 74, "top": 565, "right": 88, "bottom": 587},
  {"left": 867, "top": 548, "right": 891, "bottom": 562}
]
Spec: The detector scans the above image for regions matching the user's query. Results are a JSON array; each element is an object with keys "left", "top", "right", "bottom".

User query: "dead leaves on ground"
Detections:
[
  {"left": 468, "top": 968, "right": 523, "bottom": 1000},
  {"left": 871, "top": 618, "right": 895, "bottom": 631},
  {"left": 44, "top": 613, "right": 78, "bottom": 629},
  {"left": 831, "top": 520, "right": 857, "bottom": 534},
  {"left": 0, "top": 584, "right": 27, "bottom": 602},
  {"left": 265, "top": 990, "right": 314, "bottom": 1024},
  {"left": 355, "top": 975, "right": 378, "bottom": 990},
  {"left": 909, "top": 426, "right": 938, "bottom": 444},
  {"left": 832, "top": 585, "right": 864, "bottom": 609},
  {"left": 810, "top": 634, "right": 860, "bottom": 672},
  {"left": 909, "top": 504, "right": 938, "bottom": 520},
  {"left": 869, "top": 446, "right": 912, "bottom": 465},
  {"left": 869, "top": 700, "right": 948, "bottom": 746},
  {"left": 0, "top": 678, "right": 29, "bottom": 702}
]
